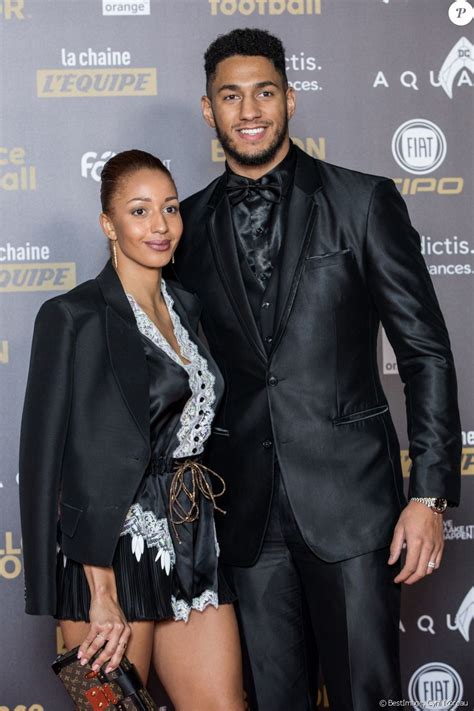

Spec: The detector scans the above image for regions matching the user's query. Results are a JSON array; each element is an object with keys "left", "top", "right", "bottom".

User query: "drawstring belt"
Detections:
[{"left": 169, "top": 459, "right": 226, "bottom": 542}]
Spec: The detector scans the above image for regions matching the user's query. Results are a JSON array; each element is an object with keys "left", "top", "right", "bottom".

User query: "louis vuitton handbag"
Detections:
[{"left": 52, "top": 646, "right": 157, "bottom": 710}]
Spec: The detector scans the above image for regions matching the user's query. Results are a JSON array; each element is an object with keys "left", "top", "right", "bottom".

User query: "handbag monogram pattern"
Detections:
[{"left": 52, "top": 646, "right": 157, "bottom": 710}]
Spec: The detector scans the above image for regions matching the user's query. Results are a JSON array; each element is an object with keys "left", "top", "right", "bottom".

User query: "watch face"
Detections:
[{"left": 433, "top": 498, "right": 448, "bottom": 513}]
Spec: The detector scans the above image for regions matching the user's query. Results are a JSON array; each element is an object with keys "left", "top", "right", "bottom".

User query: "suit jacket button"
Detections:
[
  {"left": 262, "top": 440, "right": 273, "bottom": 449},
  {"left": 268, "top": 375, "right": 278, "bottom": 386}
]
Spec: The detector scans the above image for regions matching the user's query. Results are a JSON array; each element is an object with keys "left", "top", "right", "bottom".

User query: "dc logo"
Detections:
[
  {"left": 408, "top": 662, "right": 463, "bottom": 709},
  {"left": 392, "top": 119, "right": 447, "bottom": 175},
  {"left": 81, "top": 151, "right": 116, "bottom": 182},
  {"left": 449, "top": 1, "right": 473, "bottom": 26}
]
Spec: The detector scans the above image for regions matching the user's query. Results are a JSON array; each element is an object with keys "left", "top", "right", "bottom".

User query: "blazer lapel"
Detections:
[
  {"left": 165, "top": 280, "right": 202, "bottom": 335},
  {"left": 97, "top": 261, "right": 150, "bottom": 447},
  {"left": 271, "top": 149, "right": 323, "bottom": 355},
  {"left": 166, "top": 280, "right": 223, "bottom": 379},
  {"left": 207, "top": 178, "right": 267, "bottom": 363}
]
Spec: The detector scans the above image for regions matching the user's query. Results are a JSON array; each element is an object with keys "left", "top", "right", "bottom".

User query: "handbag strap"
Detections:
[
  {"left": 104, "top": 663, "right": 157, "bottom": 710},
  {"left": 110, "top": 663, "right": 143, "bottom": 695}
]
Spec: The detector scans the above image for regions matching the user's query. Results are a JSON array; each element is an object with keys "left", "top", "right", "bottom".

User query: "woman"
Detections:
[{"left": 19, "top": 150, "right": 244, "bottom": 710}]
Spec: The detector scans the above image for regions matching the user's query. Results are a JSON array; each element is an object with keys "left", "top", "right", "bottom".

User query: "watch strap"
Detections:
[{"left": 410, "top": 497, "right": 448, "bottom": 513}]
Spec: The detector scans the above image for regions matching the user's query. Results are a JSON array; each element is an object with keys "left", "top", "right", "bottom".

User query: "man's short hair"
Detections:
[{"left": 204, "top": 28, "right": 288, "bottom": 95}]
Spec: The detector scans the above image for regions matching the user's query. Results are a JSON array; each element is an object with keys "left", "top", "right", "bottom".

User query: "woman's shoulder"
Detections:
[{"left": 36, "top": 274, "right": 103, "bottom": 321}]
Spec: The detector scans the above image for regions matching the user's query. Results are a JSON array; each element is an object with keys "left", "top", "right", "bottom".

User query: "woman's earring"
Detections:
[
  {"left": 172, "top": 253, "right": 175, "bottom": 265},
  {"left": 111, "top": 240, "right": 118, "bottom": 270}
]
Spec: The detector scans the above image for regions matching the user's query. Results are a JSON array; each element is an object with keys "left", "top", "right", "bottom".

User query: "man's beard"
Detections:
[{"left": 215, "top": 116, "right": 289, "bottom": 168}]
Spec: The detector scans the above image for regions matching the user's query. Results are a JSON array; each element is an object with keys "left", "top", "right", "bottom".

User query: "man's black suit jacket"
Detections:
[
  {"left": 19, "top": 261, "right": 204, "bottom": 615},
  {"left": 173, "top": 145, "right": 461, "bottom": 568}
]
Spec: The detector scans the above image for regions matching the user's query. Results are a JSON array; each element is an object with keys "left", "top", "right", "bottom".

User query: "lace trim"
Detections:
[
  {"left": 120, "top": 503, "right": 176, "bottom": 574},
  {"left": 171, "top": 590, "right": 219, "bottom": 623},
  {"left": 127, "top": 289, "right": 184, "bottom": 369},
  {"left": 127, "top": 281, "right": 216, "bottom": 459}
]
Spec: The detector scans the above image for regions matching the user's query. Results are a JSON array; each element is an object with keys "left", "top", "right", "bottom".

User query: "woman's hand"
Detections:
[{"left": 77, "top": 565, "right": 131, "bottom": 673}]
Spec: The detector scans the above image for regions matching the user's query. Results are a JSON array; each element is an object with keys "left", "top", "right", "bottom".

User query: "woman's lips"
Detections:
[{"left": 145, "top": 240, "right": 171, "bottom": 252}]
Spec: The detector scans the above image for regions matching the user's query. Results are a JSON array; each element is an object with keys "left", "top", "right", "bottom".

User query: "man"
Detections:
[{"left": 172, "top": 28, "right": 461, "bottom": 711}]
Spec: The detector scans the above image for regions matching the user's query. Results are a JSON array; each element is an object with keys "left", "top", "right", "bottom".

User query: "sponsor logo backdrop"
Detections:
[{"left": 0, "top": 0, "right": 472, "bottom": 707}]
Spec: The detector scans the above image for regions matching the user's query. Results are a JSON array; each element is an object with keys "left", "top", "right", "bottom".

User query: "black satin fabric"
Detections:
[
  {"left": 133, "top": 335, "right": 223, "bottom": 608},
  {"left": 226, "top": 143, "right": 296, "bottom": 289},
  {"left": 55, "top": 306, "right": 233, "bottom": 622},
  {"left": 226, "top": 473, "right": 401, "bottom": 711},
  {"left": 144, "top": 335, "right": 191, "bottom": 457},
  {"left": 174, "top": 146, "right": 461, "bottom": 567},
  {"left": 225, "top": 178, "right": 282, "bottom": 206}
]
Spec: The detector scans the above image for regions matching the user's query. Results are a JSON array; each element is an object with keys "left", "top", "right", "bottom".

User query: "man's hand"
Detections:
[{"left": 388, "top": 501, "right": 444, "bottom": 584}]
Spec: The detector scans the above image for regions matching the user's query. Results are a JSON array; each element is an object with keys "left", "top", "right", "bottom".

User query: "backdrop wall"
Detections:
[{"left": 1, "top": 0, "right": 473, "bottom": 708}]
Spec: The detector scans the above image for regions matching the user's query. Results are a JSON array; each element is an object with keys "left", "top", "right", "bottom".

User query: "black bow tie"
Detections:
[{"left": 225, "top": 174, "right": 282, "bottom": 206}]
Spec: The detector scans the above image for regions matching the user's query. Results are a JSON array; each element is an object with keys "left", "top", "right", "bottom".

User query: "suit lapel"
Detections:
[
  {"left": 271, "top": 149, "right": 323, "bottom": 355},
  {"left": 207, "top": 178, "right": 267, "bottom": 362},
  {"left": 97, "top": 261, "right": 150, "bottom": 447}
]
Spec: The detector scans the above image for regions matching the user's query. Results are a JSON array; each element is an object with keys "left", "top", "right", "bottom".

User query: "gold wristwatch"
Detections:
[{"left": 410, "top": 497, "right": 448, "bottom": 514}]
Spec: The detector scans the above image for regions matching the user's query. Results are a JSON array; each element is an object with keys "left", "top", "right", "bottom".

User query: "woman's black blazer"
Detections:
[{"left": 19, "top": 261, "right": 202, "bottom": 615}]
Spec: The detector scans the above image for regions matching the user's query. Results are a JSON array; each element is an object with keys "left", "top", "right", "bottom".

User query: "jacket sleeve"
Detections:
[
  {"left": 365, "top": 178, "right": 461, "bottom": 505},
  {"left": 19, "top": 299, "right": 75, "bottom": 615}
]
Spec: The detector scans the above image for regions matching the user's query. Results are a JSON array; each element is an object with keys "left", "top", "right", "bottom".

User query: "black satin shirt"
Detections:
[{"left": 226, "top": 143, "right": 297, "bottom": 290}]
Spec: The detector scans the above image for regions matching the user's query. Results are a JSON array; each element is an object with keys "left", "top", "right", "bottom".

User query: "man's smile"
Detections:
[{"left": 236, "top": 126, "right": 269, "bottom": 142}]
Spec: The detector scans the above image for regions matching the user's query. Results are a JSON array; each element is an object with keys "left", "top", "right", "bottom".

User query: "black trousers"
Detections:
[{"left": 224, "top": 472, "right": 402, "bottom": 711}]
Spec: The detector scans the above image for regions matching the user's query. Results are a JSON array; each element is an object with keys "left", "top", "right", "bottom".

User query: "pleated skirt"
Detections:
[{"left": 55, "top": 456, "right": 234, "bottom": 622}]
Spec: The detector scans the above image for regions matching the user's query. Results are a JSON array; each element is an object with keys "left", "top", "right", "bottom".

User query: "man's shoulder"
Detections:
[
  {"left": 315, "top": 157, "right": 390, "bottom": 197},
  {"left": 320, "top": 158, "right": 386, "bottom": 181},
  {"left": 304, "top": 156, "right": 399, "bottom": 215}
]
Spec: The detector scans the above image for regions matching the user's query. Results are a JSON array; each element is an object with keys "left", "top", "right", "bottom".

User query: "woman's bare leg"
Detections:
[
  {"left": 152, "top": 603, "right": 245, "bottom": 711},
  {"left": 60, "top": 619, "right": 154, "bottom": 685}
]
